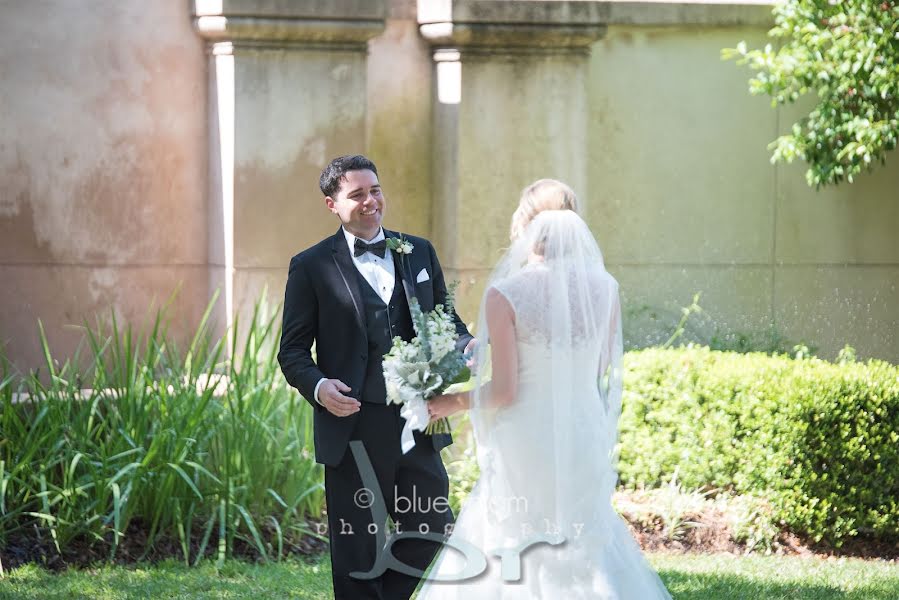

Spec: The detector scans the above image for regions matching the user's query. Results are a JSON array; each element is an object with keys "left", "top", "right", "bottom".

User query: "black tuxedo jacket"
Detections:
[{"left": 278, "top": 228, "right": 473, "bottom": 466}]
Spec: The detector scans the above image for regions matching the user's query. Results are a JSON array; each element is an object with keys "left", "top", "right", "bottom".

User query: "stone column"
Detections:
[
  {"left": 193, "top": 0, "right": 386, "bottom": 337},
  {"left": 418, "top": 0, "right": 606, "bottom": 319}
]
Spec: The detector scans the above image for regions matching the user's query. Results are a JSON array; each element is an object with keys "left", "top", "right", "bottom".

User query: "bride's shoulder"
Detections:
[
  {"left": 488, "top": 268, "right": 548, "bottom": 314},
  {"left": 490, "top": 269, "right": 537, "bottom": 296}
]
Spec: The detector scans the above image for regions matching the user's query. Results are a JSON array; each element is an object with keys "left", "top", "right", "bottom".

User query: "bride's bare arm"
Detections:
[
  {"left": 598, "top": 294, "right": 621, "bottom": 379},
  {"left": 428, "top": 287, "right": 518, "bottom": 420},
  {"left": 479, "top": 287, "right": 518, "bottom": 408}
]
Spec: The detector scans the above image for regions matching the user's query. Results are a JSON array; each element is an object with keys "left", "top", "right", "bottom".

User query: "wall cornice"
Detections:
[
  {"left": 418, "top": 0, "right": 775, "bottom": 42},
  {"left": 192, "top": 0, "right": 386, "bottom": 49}
]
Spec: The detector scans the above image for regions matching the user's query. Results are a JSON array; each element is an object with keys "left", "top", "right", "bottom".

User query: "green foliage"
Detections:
[
  {"left": 662, "top": 293, "right": 704, "bottom": 349},
  {"left": 722, "top": 493, "right": 782, "bottom": 554},
  {"left": 444, "top": 442, "right": 480, "bottom": 517},
  {"left": 723, "top": 0, "right": 899, "bottom": 187},
  {"left": 0, "top": 294, "right": 323, "bottom": 565},
  {"left": 625, "top": 294, "right": 804, "bottom": 356},
  {"left": 618, "top": 346, "right": 899, "bottom": 544},
  {"left": 708, "top": 326, "right": 801, "bottom": 356}
]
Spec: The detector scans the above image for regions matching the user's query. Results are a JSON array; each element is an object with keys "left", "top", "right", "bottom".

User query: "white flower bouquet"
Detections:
[{"left": 383, "top": 285, "right": 470, "bottom": 453}]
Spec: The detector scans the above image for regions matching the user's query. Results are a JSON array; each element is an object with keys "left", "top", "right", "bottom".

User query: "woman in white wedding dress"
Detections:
[{"left": 417, "top": 180, "right": 672, "bottom": 599}]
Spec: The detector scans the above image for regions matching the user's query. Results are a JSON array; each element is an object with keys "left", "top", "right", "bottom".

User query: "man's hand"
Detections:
[{"left": 318, "top": 379, "right": 361, "bottom": 417}]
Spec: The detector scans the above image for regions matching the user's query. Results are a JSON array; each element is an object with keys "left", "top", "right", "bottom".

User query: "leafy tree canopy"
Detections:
[{"left": 724, "top": 0, "right": 899, "bottom": 187}]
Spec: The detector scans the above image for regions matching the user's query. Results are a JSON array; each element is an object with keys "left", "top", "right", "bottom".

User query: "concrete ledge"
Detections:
[
  {"left": 604, "top": 0, "right": 774, "bottom": 27},
  {"left": 419, "top": 0, "right": 607, "bottom": 50},
  {"left": 420, "top": 0, "right": 611, "bottom": 24},
  {"left": 193, "top": 0, "right": 387, "bottom": 21},
  {"left": 194, "top": 16, "right": 385, "bottom": 47},
  {"left": 419, "top": 22, "right": 607, "bottom": 51},
  {"left": 192, "top": 0, "right": 386, "bottom": 46},
  {"left": 418, "top": 0, "right": 775, "bottom": 30}
]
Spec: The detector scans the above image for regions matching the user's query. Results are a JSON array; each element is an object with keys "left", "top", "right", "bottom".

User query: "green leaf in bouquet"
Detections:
[
  {"left": 448, "top": 365, "right": 471, "bottom": 387},
  {"left": 444, "top": 281, "right": 459, "bottom": 315},
  {"left": 432, "top": 350, "right": 468, "bottom": 388},
  {"left": 409, "top": 299, "right": 431, "bottom": 355},
  {"left": 392, "top": 361, "right": 431, "bottom": 382},
  {"left": 420, "top": 371, "right": 444, "bottom": 398}
]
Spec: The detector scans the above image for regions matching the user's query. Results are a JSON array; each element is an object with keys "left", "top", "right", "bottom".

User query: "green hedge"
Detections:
[{"left": 618, "top": 346, "right": 899, "bottom": 545}]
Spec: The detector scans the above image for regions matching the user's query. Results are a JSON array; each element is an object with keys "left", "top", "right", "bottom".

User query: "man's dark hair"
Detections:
[{"left": 319, "top": 155, "right": 379, "bottom": 197}]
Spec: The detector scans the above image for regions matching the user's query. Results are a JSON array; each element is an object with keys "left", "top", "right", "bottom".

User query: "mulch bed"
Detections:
[
  {"left": 619, "top": 504, "right": 899, "bottom": 562},
  {"left": 0, "top": 517, "right": 328, "bottom": 573},
  {"left": 3, "top": 505, "right": 897, "bottom": 572}
]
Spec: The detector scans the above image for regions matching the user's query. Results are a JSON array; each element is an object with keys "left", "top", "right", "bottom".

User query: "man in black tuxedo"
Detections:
[{"left": 278, "top": 155, "right": 474, "bottom": 599}]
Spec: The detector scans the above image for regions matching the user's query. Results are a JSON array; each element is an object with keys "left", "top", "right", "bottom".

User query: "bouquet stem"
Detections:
[{"left": 425, "top": 417, "right": 451, "bottom": 435}]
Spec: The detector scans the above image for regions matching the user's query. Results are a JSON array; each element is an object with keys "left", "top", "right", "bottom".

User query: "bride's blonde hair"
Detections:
[{"left": 509, "top": 179, "right": 580, "bottom": 242}]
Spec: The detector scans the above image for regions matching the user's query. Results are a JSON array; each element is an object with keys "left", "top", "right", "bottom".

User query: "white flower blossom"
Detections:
[
  {"left": 381, "top": 293, "right": 469, "bottom": 442},
  {"left": 386, "top": 235, "right": 415, "bottom": 255}
]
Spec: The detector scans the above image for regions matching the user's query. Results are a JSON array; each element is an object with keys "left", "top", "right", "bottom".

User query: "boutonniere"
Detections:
[{"left": 386, "top": 235, "right": 414, "bottom": 255}]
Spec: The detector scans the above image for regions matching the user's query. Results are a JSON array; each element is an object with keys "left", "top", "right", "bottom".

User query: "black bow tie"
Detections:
[{"left": 354, "top": 238, "right": 387, "bottom": 259}]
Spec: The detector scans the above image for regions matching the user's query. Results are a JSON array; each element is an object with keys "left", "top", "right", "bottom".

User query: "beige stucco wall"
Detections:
[
  {"left": 0, "top": 1, "right": 209, "bottom": 371},
  {"left": 228, "top": 46, "right": 371, "bottom": 327},
  {"left": 367, "top": 0, "right": 434, "bottom": 238},
  {"left": 230, "top": 0, "right": 435, "bottom": 319},
  {"left": 416, "top": 5, "right": 897, "bottom": 362},
  {"left": 205, "top": 0, "right": 430, "bottom": 334},
  {"left": 586, "top": 25, "right": 899, "bottom": 359},
  {"left": 0, "top": 0, "right": 896, "bottom": 371}
]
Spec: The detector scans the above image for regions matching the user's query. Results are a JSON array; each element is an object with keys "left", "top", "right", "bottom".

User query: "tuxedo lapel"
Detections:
[
  {"left": 330, "top": 228, "right": 366, "bottom": 332},
  {"left": 385, "top": 230, "right": 418, "bottom": 309}
]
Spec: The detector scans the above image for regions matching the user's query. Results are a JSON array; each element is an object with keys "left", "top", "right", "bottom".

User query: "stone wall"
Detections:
[
  {"left": 0, "top": 1, "right": 209, "bottom": 371},
  {"left": 1, "top": 0, "right": 896, "bottom": 370},
  {"left": 419, "top": 0, "right": 899, "bottom": 361},
  {"left": 587, "top": 24, "right": 899, "bottom": 357}
]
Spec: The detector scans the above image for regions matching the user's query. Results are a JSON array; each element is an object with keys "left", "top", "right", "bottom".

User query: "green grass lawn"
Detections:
[
  {"left": 1, "top": 552, "right": 897, "bottom": 599},
  {"left": 652, "top": 553, "right": 899, "bottom": 600}
]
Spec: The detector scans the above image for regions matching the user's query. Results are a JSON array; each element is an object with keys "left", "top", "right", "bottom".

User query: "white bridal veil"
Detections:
[
  {"left": 420, "top": 209, "right": 672, "bottom": 599},
  {"left": 470, "top": 207, "right": 623, "bottom": 524}
]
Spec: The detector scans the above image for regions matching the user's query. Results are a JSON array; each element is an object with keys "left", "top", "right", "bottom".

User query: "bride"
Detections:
[{"left": 416, "top": 180, "right": 672, "bottom": 599}]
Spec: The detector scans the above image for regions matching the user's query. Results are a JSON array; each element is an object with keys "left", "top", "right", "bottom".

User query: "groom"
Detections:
[{"left": 278, "top": 155, "right": 474, "bottom": 599}]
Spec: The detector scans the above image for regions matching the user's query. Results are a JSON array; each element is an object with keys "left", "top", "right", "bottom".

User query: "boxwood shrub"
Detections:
[{"left": 617, "top": 346, "right": 899, "bottom": 545}]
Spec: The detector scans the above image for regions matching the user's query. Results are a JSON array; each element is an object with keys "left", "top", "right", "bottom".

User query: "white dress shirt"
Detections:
[
  {"left": 314, "top": 227, "right": 397, "bottom": 405},
  {"left": 342, "top": 227, "right": 396, "bottom": 305}
]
